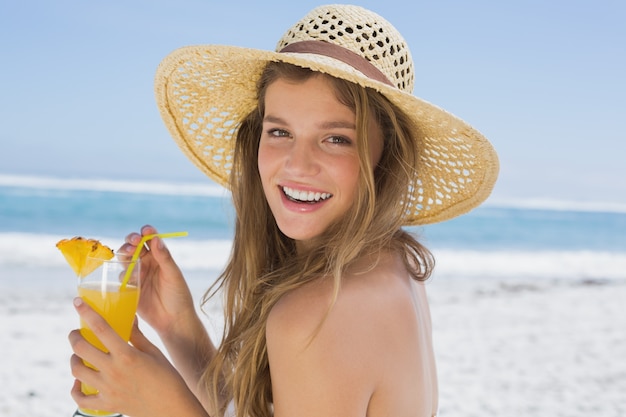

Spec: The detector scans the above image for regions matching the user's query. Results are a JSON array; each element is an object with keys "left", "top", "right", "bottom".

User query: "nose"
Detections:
[{"left": 284, "top": 138, "right": 319, "bottom": 177}]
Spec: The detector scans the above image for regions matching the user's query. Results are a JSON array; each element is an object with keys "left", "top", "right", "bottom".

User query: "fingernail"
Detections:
[
  {"left": 73, "top": 297, "right": 83, "bottom": 307},
  {"left": 156, "top": 237, "right": 165, "bottom": 249}
]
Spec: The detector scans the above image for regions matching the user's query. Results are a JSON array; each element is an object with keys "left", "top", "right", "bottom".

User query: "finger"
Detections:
[
  {"left": 145, "top": 234, "right": 183, "bottom": 275},
  {"left": 141, "top": 224, "right": 159, "bottom": 237},
  {"left": 70, "top": 378, "right": 82, "bottom": 396},
  {"left": 73, "top": 298, "right": 127, "bottom": 355},
  {"left": 70, "top": 378, "right": 84, "bottom": 403},
  {"left": 124, "top": 231, "right": 143, "bottom": 245},
  {"left": 120, "top": 226, "right": 159, "bottom": 257},
  {"left": 70, "top": 378, "right": 104, "bottom": 414},
  {"left": 121, "top": 226, "right": 157, "bottom": 253},
  {"left": 68, "top": 327, "right": 108, "bottom": 371},
  {"left": 118, "top": 242, "right": 138, "bottom": 256},
  {"left": 120, "top": 229, "right": 147, "bottom": 256},
  {"left": 70, "top": 353, "right": 99, "bottom": 387}
]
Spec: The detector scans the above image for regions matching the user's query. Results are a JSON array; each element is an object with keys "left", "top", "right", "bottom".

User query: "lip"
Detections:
[{"left": 278, "top": 183, "right": 332, "bottom": 213}]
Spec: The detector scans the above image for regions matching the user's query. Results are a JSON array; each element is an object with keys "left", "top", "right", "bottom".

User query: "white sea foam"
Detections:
[
  {"left": 2, "top": 232, "right": 625, "bottom": 284},
  {"left": 431, "top": 248, "right": 626, "bottom": 282},
  {"left": 0, "top": 173, "right": 228, "bottom": 197},
  {"left": 0, "top": 232, "right": 231, "bottom": 273}
]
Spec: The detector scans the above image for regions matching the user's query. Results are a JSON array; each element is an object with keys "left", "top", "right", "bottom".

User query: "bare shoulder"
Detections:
[
  {"left": 266, "top": 251, "right": 437, "bottom": 417},
  {"left": 267, "top": 252, "right": 422, "bottom": 351}
]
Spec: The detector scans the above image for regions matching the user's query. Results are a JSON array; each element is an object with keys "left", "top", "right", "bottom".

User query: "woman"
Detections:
[{"left": 69, "top": 5, "right": 498, "bottom": 417}]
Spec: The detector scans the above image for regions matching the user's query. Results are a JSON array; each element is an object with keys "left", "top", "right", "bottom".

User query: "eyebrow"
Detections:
[{"left": 263, "top": 115, "right": 356, "bottom": 130}]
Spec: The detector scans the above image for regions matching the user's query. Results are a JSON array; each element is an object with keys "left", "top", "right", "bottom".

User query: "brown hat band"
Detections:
[{"left": 279, "top": 40, "right": 394, "bottom": 87}]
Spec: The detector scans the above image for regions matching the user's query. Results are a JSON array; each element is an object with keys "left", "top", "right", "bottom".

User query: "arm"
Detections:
[
  {"left": 121, "top": 226, "right": 219, "bottom": 412},
  {"left": 156, "top": 302, "right": 217, "bottom": 408}
]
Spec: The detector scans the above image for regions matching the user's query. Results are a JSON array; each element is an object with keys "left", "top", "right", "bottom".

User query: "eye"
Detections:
[
  {"left": 267, "top": 128, "right": 291, "bottom": 138},
  {"left": 326, "top": 135, "right": 352, "bottom": 145}
]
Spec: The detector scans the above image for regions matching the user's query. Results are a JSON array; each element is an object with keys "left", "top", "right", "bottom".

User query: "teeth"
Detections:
[{"left": 282, "top": 186, "right": 332, "bottom": 202}]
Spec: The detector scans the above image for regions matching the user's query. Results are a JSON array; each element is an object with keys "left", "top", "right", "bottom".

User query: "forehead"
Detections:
[{"left": 263, "top": 76, "right": 356, "bottom": 121}]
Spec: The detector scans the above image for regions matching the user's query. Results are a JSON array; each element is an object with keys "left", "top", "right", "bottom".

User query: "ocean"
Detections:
[
  {"left": 2, "top": 174, "right": 626, "bottom": 417},
  {"left": 1, "top": 173, "right": 626, "bottom": 288}
]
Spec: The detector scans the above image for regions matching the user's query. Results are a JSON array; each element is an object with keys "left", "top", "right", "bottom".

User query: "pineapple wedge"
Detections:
[{"left": 56, "top": 237, "right": 114, "bottom": 277}]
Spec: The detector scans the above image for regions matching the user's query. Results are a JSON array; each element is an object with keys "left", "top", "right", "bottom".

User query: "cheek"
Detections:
[{"left": 331, "top": 157, "right": 361, "bottom": 195}]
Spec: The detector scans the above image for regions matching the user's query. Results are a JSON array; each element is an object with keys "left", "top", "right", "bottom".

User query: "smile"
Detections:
[{"left": 282, "top": 186, "right": 332, "bottom": 203}]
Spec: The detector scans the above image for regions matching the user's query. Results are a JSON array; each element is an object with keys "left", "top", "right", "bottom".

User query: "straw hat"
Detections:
[{"left": 155, "top": 4, "right": 499, "bottom": 225}]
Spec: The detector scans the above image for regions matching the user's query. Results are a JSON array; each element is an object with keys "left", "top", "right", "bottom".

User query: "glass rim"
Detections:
[{"left": 85, "top": 252, "right": 140, "bottom": 263}]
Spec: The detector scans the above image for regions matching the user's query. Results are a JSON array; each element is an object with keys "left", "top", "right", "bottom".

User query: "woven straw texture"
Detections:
[{"left": 155, "top": 4, "right": 499, "bottom": 225}]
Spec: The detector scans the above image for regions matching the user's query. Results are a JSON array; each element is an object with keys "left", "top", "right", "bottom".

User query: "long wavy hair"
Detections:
[{"left": 201, "top": 62, "right": 434, "bottom": 417}]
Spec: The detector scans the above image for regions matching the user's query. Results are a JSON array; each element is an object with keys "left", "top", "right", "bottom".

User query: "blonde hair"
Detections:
[{"left": 201, "top": 62, "right": 434, "bottom": 417}]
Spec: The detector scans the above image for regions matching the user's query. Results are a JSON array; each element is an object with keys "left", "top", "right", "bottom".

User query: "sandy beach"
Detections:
[{"left": 2, "top": 266, "right": 625, "bottom": 417}]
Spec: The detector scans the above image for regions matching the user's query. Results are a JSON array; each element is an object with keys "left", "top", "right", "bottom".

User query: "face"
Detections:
[{"left": 257, "top": 75, "right": 383, "bottom": 248}]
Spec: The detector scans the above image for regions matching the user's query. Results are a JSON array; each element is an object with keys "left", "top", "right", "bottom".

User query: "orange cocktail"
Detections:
[
  {"left": 76, "top": 255, "right": 140, "bottom": 417},
  {"left": 78, "top": 282, "right": 139, "bottom": 354}
]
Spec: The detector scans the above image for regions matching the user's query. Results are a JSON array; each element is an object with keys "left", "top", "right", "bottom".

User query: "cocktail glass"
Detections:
[{"left": 73, "top": 253, "right": 141, "bottom": 417}]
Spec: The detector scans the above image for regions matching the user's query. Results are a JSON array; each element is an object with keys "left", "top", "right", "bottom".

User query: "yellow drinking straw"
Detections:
[{"left": 120, "top": 231, "right": 188, "bottom": 289}]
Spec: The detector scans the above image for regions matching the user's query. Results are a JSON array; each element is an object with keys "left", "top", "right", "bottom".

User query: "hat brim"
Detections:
[{"left": 155, "top": 44, "right": 499, "bottom": 225}]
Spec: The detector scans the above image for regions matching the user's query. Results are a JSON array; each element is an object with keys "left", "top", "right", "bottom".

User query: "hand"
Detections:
[
  {"left": 69, "top": 298, "right": 208, "bottom": 417},
  {"left": 120, "top": 225, "right": 196, "bottom": 335},
  {"left": 119, "top": 225, "right": 217, "bottom": 410}
]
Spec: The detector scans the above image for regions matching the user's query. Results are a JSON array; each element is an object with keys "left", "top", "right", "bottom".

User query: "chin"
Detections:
[{"left": 277, "top": 223, "right": 324, "bottom": 244}]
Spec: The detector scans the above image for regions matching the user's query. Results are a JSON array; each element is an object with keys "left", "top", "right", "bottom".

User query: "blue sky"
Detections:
[{"left": 1, "top": 0, "right": 625, "bottom": 204}]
